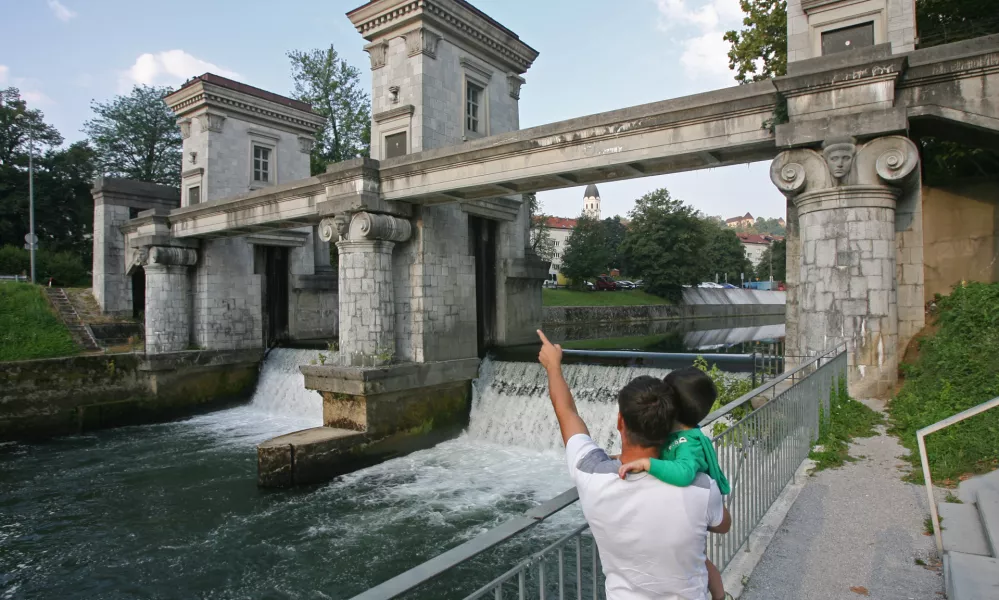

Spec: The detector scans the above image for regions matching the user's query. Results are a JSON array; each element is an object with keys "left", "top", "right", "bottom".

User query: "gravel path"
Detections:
[{"left": 740, "top": 420, "right": 944, "bottom": 600}]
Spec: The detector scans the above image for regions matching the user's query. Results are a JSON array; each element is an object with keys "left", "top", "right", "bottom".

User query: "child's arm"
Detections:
[{"left": 617, "top": 442, "right": 709, "bottom": 484}]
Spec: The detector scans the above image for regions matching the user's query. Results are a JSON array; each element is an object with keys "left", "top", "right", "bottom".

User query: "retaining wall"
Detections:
[
  {"left": 0, "top": 349, "right": 261, "bottom": 441},
  {"left": 544, "top": 289, "right": 786, "bottom": 325}
]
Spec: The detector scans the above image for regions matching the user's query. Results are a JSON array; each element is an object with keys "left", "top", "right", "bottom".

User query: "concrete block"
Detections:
[{"left": 939, "top": 502, "right": 990, "bottom": 557}]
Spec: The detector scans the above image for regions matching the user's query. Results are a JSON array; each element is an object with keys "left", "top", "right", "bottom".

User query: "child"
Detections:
[{"left": 618, "top": 366, "right": 732, "bottom": 600}]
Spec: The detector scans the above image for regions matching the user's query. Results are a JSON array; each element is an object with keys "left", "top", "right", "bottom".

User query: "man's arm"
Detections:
[
  {"left": 707, "top": 507, "right": 731, "bottom": 534},
  {"left": 537, "top": 330, "right": 589, "bottom": 444}
]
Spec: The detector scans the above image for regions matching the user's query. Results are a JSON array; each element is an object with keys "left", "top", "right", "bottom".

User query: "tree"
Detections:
[
  {"left": 757, "top": 238, "right": 787, "bottom": 282},
  {"left": 724, "top": 0, "right": 787, "bottom": 84},
  {"left": 620, "top": 188, "right": 707, "bottom": 301},
  {"left": 289, "top": 45, "right": 371, "bottom": 175},
  {"left": 1, "top": 88, "right": 95, "bottom": 268},
  {"left": 527, "top": 192, "right": 555, "bottom": 263},
  {"left": 701, "top": 221, "right": 753, "bottom": 284},
  {"left": 602, "top": 216, "right": 628, "bottom": 272},
  {"left": 83, "top": 85, "right": 181, "bottom": 186},
  {"left": 561, "top": 215, "right": 611, "bottom": 289}
]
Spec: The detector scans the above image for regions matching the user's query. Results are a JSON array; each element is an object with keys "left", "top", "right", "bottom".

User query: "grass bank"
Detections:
[
  {"left": 542, "top": 288, "right": 670, "bottom": 306},
  {"left": 0, "top": 282, "right": 79, "bottom": 361},
  {"left": 888, "top": 282, "right": 999, "bottom": 484},
  {"left": 810, "top": 380, "right": 884, "bottom": 472}
]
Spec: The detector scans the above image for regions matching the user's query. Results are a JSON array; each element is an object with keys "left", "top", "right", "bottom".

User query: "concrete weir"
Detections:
[{"left": 257, "top": 359, "right": 478, "bottom": 487}]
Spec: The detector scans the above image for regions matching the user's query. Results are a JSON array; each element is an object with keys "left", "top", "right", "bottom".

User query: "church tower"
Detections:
[{"left": 583, "top": 184, "right": 601, "bottom": 219}]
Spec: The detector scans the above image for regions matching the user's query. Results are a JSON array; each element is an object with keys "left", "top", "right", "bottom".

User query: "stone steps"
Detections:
[
  {"left": 942, "top": 487, "right": 999, "bottom": 600},
  {"left": 45, "top": 288, "right": 101, "bottom": 352}
]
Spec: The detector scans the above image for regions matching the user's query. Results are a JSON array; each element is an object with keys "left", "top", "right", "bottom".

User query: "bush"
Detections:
[
  {"left": 0, "top": 245, "right": 90, "bottom": 287},
  {"left": 889, "top": 282, "right": 999, "bottom": 483}
]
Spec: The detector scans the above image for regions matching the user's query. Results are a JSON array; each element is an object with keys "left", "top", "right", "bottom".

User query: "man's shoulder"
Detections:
[{"left": 566, "top": 434, "right": 620, "bottom": 477}]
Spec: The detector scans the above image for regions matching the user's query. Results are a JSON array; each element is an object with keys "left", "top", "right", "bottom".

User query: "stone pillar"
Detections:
[
  {"left": 771, "top": 135, "right": 919, "bottom": 398},
  {"left": 322, "top": 212, "right": 411, "bottom": 366},
  {"left": 141, "top": 246, "right": 198, "bottom": 355}
]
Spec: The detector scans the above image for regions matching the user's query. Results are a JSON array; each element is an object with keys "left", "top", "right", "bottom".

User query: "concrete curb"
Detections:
[{"left": 721, "top": 457, "right": 816, "bottom": 598}]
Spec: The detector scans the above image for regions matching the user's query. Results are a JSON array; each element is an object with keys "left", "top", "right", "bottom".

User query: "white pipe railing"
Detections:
[{"left": 917, "top": 396, "right": 999, "bottom": 555}]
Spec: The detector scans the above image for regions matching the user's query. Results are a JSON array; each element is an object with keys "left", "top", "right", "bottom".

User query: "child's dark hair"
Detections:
[
  {"left": 663, "top": 367, "right": 717, "bottom": 427},
  {"left": 617, "top": 375, "right": 676, "bottom": 448}
]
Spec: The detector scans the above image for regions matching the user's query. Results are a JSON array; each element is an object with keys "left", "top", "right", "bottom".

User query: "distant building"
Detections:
[
  {"left": 583, "top": 184, "right": 601, "bottom": 219},
  {"left": 777, "top": 217, "right": 786, "bottom": 227},
  {"left": 725, "top": 212, "right": 755, "bottom": 228},
  {"left": 738, "top": 232, "right": 783, "bottom": 268},
  {"left": 543, "top": 216, "right": 577, "bottom": 276}
]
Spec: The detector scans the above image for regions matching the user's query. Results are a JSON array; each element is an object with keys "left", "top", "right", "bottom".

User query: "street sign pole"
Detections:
[{"left": 28, "top": 127, "right": 36, "bottom": 284}]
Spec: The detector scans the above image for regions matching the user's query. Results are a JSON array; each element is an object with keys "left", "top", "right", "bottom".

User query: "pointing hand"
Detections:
[{"left": 537, "top": 329, "right": 563, "bottom": 372}]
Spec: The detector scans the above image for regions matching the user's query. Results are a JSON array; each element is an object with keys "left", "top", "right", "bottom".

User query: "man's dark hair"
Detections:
[
  {"left": 664, "top": 367, "right": 718, "bottom": 427},
  {"left": 617, "top": 375, "right": 675, "bottom": 448}
]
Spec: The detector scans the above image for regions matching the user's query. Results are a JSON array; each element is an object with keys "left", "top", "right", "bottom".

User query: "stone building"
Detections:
[
  {"left": 725, "top": 212, "right": 755, "bottom": 228},
  {"left": 582, "top": 184, "right": 601, "bottom": 219}
]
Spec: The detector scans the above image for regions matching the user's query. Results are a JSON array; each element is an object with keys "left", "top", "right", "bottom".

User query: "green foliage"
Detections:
[
  {"left": 701, "top": 221, "right": 753, "bottom": 285},
  {"left": 724, "top": 0, "right": 788, "bottom": 84},
  {"left": 918, "top": 137, "right": 999, "bottom": 187},
  {"left": 889, "top": 282, "right": 999, "bottom": 483},
  {"left": 288, "top": 45, "right": 371, "bottom": 174},
  {"left": 620, "top": 188, "right": 707, "bottom": 301},
  {"left": 560, "top": 215, "right": 611, "bottom": 289},
  {"left": 756, "top": 238, "right": 787, "bottom": 282},
  {"left": 809, "top": 377, "right": 884, "bottom": 472},
  {"left": 1, "top": 89, "right": 96, "bottom": 263},
  {"left": 0, "top": 245, "right": 90, "bottom": 286},
  {"left": 602, "top": 217, "right": 628, "bottom": 272},
  {"left": 527, "top": 192, "right": 555, "bottom": 263},
  {"left": 917, "top": 0, "right": 999, "bottom": 47},
  {"left": 0, "top": 282, "right": 79, "bottom": 361},
  {"left": 541, "top": 288, "right": 670, "bottom": 307},
  {"left": 83, "top": 85, "right": 181, "bottom": 186}
]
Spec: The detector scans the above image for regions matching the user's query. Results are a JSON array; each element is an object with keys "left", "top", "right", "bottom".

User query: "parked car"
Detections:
[
  {"left": 584, "top": 281, "right": 595, "bottom": 290},
  {"left": 633, "top": 280, "right": 645, "bottom": 288},
  {"left": 595, "top": 275, "right": 617, "bottom": 291},
  {"left": 616, "top": 280, "right": 635, "bottom": 289},
  {"left": 721, "top": 283, "right": 738, "bottom": 289},
  {"left": 542, "top": 279, "right": 558, "bottom": 289},
  {"left": 699, "top": 282, "right": 724, "bottom": 289}
]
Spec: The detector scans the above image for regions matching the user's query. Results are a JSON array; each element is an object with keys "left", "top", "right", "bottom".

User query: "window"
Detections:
[
  {"left": 821, "top": 22, "right": 875, "bottom": 55},
  {"left": 188, "top": 186, "right": 201, "bottom": 205},
  {"left": 253, "top": 145, "right": 271, "bottom": 183},
  {"left": 466, "top": 81, "right": 483, "bottom": 134},
  {"left": 385, "top": 132, "right": 407, "bottom": 159},
  {"left": 128, "top": 207, "right": 140, "bottom": 219}
]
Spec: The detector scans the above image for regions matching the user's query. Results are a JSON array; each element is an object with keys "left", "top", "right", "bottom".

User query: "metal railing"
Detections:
[
  {"left": 351, "top": 345, "right": 848, "bottom": 600},
  {"left": 918, "top": 396, "right": 999, "bottom": 555}
]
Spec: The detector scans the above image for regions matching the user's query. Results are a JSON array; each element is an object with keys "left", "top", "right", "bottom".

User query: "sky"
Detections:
[{"left": 0, "top": 0, "right": 785, "bottom": 222}]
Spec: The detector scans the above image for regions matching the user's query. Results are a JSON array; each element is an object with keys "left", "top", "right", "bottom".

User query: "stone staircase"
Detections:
[
  {"left": 45, "top": 287, "right": 101, "bottom": 352},
  {"left": 940, "top": 478, "right": 999, "bottom": 599}
]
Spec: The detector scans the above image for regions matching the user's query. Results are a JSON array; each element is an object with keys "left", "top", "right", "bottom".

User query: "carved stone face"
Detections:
[
  {"left": 333, "top": 214, "right": 351, "bottom": 238},
  {"left": 824, "top": 146, "right": 855, "bottom": 180}
]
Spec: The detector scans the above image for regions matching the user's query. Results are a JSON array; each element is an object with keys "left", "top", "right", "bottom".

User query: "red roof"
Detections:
[
  {"left": 737, "top": 233, "right": 783, "bottom": 245},
  {"left": 178, "top": 73, "right": 317, "bottom": 114},
  {"left": 543, "top": 216, "right": 577, "bottom": 229}
]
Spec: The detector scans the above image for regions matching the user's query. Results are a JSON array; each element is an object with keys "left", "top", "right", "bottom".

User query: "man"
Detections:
[{"left": 537, "top": 330, "right": 731, "bottom": 600}]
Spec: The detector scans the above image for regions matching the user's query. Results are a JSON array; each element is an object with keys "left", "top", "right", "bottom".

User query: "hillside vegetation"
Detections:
[{"left": 889, "top": 282, "right": 999, "bottom": 483}]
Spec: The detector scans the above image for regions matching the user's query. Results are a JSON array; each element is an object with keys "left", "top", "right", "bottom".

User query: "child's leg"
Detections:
[{"left": 706, "top": 558, "right": 725, "bottom": 600}]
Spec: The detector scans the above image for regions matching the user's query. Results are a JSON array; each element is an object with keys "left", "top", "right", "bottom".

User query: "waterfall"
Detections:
[
  {"left": 466, "top": 359, "right": 673, "bottom": 453},
  {"left": 247, "top": 348, "right": 324, "bottom": 424}
]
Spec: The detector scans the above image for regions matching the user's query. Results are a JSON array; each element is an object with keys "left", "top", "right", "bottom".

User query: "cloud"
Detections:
[
  {"left": 47, "top": 0, "right": 77, "bottom": 22},
  {"left": 119, "top": 50, "right": 240, "bottom": 92},
  {"left": 0, "top": 65, "right": 53, "bottom": 105},
  {"left": 655, "top": 0, "right": 743, "bottom": 84}
]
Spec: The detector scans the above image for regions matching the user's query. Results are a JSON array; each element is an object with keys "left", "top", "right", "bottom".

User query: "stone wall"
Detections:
[
  {"left": 0, "top": 350, "right": 260, "bottom": 441},
  {"left": 922, "top": 179, "right": 999, "bottom": 300},
  {"left": 192, "top": 238, "right": 262, "bottom": 350},
  {"left": 543, "top": 299, "right": 786, "bottom": 326}
]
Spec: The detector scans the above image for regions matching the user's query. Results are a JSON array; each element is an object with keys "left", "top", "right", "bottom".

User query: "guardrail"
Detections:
[
  {"left": 918, "top": 396, "right": 999, "bottom": 555},
  {"left": 351, "top": 344, "right": 848, "bottom": 600}
]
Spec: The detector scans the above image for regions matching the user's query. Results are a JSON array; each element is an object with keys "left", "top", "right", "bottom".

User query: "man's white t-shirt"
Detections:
[{"left": 566, "top": 433, "right": 724, "bottom": 600}]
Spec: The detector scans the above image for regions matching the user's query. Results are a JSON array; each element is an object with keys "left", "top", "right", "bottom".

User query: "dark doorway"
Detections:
[
  {"left": 469, "top": 216, "right": 497, "bottom": 356},
  {"left": 131, "top": 267, "right": 145, "bottom": 320},
  {"left": 263, "top": 246, "right": 290, "bottom": 345}
]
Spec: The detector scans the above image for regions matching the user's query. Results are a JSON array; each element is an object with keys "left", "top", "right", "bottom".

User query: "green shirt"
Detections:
[{"left": 648, "top": 428, "right": 731, "bottom": 495}]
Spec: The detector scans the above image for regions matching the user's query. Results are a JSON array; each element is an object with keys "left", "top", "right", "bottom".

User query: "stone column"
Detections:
[
  {"left": 322, "top": 212, "right": 411, "bottom": 366},
  {"left": 771, "top": 136, "right": 919, "bottom": 398},
  {"left": 141, "top": 246, "right": 198, "bottom": 354}
]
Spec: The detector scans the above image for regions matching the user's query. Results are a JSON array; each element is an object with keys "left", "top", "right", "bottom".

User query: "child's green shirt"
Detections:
[{"left": 648, "top": 428, "right": 731, "bottom": 495}]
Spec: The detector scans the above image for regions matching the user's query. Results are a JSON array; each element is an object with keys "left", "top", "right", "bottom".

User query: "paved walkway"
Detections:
[{"left": 741, "top": 415, "right": 944, "bottom": 600}]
